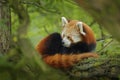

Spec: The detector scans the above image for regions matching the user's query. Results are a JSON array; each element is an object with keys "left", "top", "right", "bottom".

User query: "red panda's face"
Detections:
[{"left": 61, "top": 17, "right": 86, "bottom": 47}]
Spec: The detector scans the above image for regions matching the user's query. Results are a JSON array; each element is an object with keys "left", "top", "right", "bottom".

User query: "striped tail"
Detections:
[{"left": 42, "top": 53, "right": 98, "bottom": 68}]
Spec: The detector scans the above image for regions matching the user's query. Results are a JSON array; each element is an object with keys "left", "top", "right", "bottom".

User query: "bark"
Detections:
[
  {"left": 66, "top": 55, "right": 120, "bottom": 80},
  {"left": 0, "top": 0, "right": 11, "bottom": 54}
]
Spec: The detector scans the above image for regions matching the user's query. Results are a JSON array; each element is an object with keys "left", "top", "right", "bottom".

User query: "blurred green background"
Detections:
[{"left": 0, "top": 0, "right": 120, "bottom": 80}]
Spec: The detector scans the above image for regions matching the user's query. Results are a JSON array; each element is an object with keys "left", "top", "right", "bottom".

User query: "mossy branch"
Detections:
[{"left": 66, "top": 54, "right": 120, "bottom": 80}]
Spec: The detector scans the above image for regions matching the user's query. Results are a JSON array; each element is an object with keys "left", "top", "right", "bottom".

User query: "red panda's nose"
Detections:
[{"left": 62, "top": 41, "right": 65, "bottom": 45}]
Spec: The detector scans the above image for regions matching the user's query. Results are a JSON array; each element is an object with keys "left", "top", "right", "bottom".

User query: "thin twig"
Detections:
[
  {"left": 97, "top": 39, "right": 113, "bottom": 54},
  {"left": 99, "top": 25, "right": 105, "bottom": 47},
  {"left": 43, "top": 26, "right": 49, "bottom": 34},
  {"left": 96, "top": 36, "right": 112, "bottom": 41}
]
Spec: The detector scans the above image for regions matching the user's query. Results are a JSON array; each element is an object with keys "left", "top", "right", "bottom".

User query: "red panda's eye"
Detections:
[{"left": 67, "top": 36, "right": 70, "bottom": 39}]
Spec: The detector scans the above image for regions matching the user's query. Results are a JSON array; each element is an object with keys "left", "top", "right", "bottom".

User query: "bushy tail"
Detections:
[{"left": 42, "top": 53, "right": 98, "bottom": 68}]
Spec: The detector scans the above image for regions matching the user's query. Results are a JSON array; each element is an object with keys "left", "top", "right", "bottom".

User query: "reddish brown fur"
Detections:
[
  {"left": 36, "top": 35, "right": 98, "bottom": 68},
  {"left": 82, "top": 23, "right": 96, "bottom": 44},
  {"left": 36, "top": 36, "right": 98, "bottom": 68},
  {"left": 43, "top": 53, "right": 98, "bottom": 68},
  {"left": 36, "top": 35, "right": 51, "bottom": 55}
]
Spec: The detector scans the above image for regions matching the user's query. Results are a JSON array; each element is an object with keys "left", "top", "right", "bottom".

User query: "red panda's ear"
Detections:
[
  {"left": 76, "top": 22, "right": 86, "bottom": 36},
  {"left": 61, "top": 17, "right": 68, "bottom": 27}
]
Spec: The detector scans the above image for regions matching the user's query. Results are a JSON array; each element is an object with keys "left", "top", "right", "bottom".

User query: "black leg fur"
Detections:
[
  {"left": 43, "top": 32, "right": 63, "bottom": 55},
  {"left": 61, "top": 42, "right": 96, "bottom": 54}
]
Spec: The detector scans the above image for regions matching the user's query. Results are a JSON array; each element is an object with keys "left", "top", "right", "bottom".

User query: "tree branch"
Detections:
[{"left": 66, "top": 55, "right": 120, "bottom": 80}]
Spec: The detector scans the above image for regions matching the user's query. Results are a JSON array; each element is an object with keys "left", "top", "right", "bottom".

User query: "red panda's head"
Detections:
[{"left": 61, "top": 17, "right": 96, "bottom": 48}]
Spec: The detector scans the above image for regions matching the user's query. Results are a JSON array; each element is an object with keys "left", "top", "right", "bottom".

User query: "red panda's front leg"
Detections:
[{"left": 36, "top": 32, "right": 62, "bottom": 55}]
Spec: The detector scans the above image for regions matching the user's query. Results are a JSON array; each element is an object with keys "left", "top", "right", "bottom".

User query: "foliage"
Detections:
[{"left": 0, "top": 0, "right": 120, "bottom": 80}]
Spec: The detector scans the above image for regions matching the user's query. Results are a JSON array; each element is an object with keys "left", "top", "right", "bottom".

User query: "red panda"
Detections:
[
  {"left": 61, "top": 17, "right": 96, "bottom": 53},
  {"left": 36, "top": 17, "right": 98, "bottom": 68}
]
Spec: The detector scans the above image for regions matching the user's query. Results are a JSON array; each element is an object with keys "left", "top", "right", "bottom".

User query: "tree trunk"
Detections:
[{"left": 0, "top": 0, "right": 11, "bottom": 55}]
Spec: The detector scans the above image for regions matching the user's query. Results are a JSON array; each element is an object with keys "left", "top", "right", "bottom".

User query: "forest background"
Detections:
[{"left": 0, "top": 0, "right": 120, "bottom": 80}]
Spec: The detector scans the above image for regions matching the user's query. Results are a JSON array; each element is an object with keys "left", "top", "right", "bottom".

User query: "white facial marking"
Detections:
[
  {"left": 72, "top": 35, "right": 81, "bottom": 43},
  {"left": 61, "top": 17, "right": 68, "bottom": 27},
  {"left": 62, "top": 37, "right": 71, "bottom": 47},
  {"left": 76, "top": 22, "right": 86, "bottom": 36},
  {"left": 61, "top": 27, "right": 83, "bottom": 47}
]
